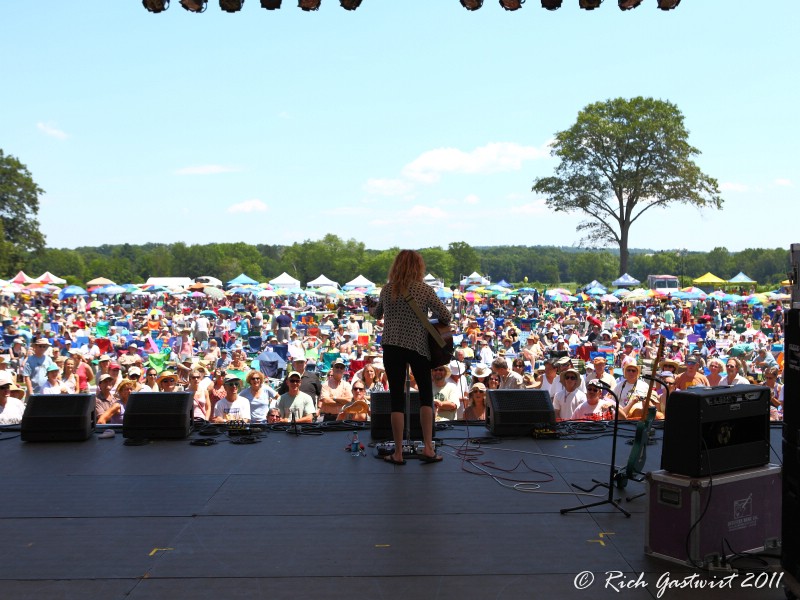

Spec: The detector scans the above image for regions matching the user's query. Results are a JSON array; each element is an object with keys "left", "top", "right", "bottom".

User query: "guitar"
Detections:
[
  {"left": 623, "top": 336, "right": 666, "bottom": 485},
  {"left": 428, "top": 319, "right": 454, "bottom": 368}
]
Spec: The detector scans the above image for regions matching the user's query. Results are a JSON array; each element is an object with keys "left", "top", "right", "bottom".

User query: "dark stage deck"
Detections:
[{"left": 0, "top": 420, "right": 787, "bottom": 600}]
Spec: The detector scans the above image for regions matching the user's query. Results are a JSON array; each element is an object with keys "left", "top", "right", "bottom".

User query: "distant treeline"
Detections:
[{"left": 14, "top": 235, "right": 791, "bottom": 290}]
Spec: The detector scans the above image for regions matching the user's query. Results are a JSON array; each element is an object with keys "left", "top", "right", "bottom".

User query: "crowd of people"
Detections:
[{"left": 0, "top": 277, "right": 788, "bottom": 427}]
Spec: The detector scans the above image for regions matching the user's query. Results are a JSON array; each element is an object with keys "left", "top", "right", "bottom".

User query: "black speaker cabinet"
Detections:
[
  {"left": 485, "top": 389, "right": 556, "bottom": 436},
  {"left": 123, "top": 392, "right": 193, "bottom": 439},
  {"left": 369, "top": 391, "right": 434, "bottom": 441},
  {"left": 21, "top": 393, "right": 95, "bottom": 442},
  {"left": 782, "top": 439, "right": 800, "bottom": 581},
  {"left": 662, "top": 384, "right": 770, "bottom": 477},
  {"left": 784, "top": 309, "right": 799, "bottom": 429}
]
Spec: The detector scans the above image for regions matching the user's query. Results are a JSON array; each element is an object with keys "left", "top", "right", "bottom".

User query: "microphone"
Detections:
[{"left": 291, "top": 411, "right": 299, "bottom": 436}]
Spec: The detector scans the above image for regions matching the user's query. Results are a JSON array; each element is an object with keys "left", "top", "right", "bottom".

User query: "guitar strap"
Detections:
[{"left": 402, "top": 289, "right": 446, "bottom": 349}]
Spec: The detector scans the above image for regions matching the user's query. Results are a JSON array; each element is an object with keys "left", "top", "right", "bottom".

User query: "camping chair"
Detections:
[
  {"left": 348, "top": 359, "right": 365, "bottom": 379},
  {"left": 272, "top": 344, "right": 289, "bottom": 362},
  {"left": 247, "top": 336, "right": 263, "bottom": 355},
  {"left": 320, "top": 351, "right": 341, "bottom": 374},
  {"left": 95, "top": 338, "right": 112, "bottom": 355}
]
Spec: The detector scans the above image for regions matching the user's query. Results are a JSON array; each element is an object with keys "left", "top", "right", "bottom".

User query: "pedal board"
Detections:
[{"left": 532, "top": 427, "right": 560, "bottom": 440}]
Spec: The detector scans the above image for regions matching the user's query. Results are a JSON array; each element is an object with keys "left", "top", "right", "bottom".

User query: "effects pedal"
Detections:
[{"left": 532, "top": 426, "right": 560, "bottom": 439}]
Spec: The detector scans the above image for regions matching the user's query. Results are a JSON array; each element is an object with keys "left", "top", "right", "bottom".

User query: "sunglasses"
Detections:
[
  {"left": 353, "top": 387, "right": 365, "bottom": 391},
  {"left": 224, "top": 381, "right": 241, "bottom": 387},
  {"left": 250, "top": 378, "right": 262, "bottom": 382},
  {"left": 190, "top": 375, "right": 203, "bottom": 380},
  {"left": 162, "top": 379, "right": 176, "bottom": 384},
  {"left": 625, "top": 369, "right": 638, "bottom": 373},
  {"left": 563, "top": 375, "right": 578, "bottom": 381},
  {"left": 288, "top": 379, "right": 301, "bottom": 384},
  {"left": 333, "top": 365, "right": 345, "bottom": 369}
]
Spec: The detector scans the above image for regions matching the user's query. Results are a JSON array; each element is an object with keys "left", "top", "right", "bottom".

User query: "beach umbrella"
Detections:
[
  {"left": 86, "top": 277, "right": 116, "bottom": 286},
  {"left": 190, "top": 291, "right": 206, "bottom": 298},
  {"left": 746, "top": 296, "right": 763, "bottom": 305},
  {"left": 203, "top": 286, "right": 225, "bottom": 300},
  {"left": 89, "top": 300, "right": 103, "bottom": 309},
  {"left": 200, "top": 310, "right": 216, "bottom": 317},
  {"left": 96, "top": 284, "right": 128, "bottom": 295},
  {"left": 218, "top": 307, "right": 235, "bottom": 316},
  {"left": 58, "top": 285, "right": 89, "bottom": 300},
  {"left": 612, "top": 289, "right": 631, "bottom": 298},
  {"left": 585, "top": 286, "right": 606, "bottom": 296},
  {"left": 257, "top": 289, "right": 277, "bottom": 298},
  {"left": 600, "top": 294, "right": 620, "bottom": 303},
  {"left": 228, "top": 286, "right": 256, "bottom": 295},
  {"left": 149, "top": 308, "right": 164, "bottom": 317},
  {"left": 436, "top": 288, "right": 453, "bottom": 299}
]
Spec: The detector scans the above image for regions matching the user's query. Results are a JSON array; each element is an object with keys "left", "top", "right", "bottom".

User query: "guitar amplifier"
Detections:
[
  {"left": 123, "top": 392, "right": 193, "bottom": 439},
  {"left": 661, "top": 385, "right": 770, "bottom": 477},
  {"left": 646, "top": 465, "right": 782, "bottom": 566}
]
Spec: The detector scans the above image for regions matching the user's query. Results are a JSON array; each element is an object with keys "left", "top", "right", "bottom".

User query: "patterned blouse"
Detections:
[{"left": 370, "top": 280, "right": 451, "bottom": 360}]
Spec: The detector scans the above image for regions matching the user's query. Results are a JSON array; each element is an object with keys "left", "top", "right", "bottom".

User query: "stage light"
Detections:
[
  {"left": 579, "top": 0, "right": 602, "bottom": 9},
  {"left": 340, "top": 0, "right": 362, "bottom": 9},
  {"left": 460, "top": 0, "right": 483, "bottom": 9},
  {"left": 261, "top": 0, "right": 282, "bottom": 8},
  {"left": 143, "top": 0, "right": 170, "bottom": 11},
  {"left": 618, "top": 0, "right": 641, "bottom": 9},
  {"left": 499, "top": 0, "right": 524, "bottom": 10},
  {"left": 180, "top": 0, "right": 207, "bottom": 11},
  {"left": 220, "top": 0, "right": 244, "bottom": 11},
  {"left": 299, "top": 0, "right": 321, "bottom": 10},
  {"left": 541, "top": 0, "right": 562, "bottom": 9},
  {"left": 657, "top": 0, "right": 680, "bottom": 9}
]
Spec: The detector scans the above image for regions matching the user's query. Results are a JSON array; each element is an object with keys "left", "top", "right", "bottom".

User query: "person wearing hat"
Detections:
[
  {"left": 464, "top": 382, "right": 488, "bottom": 421},
  {"left": 23, "top": 337, "right": 55, "bottom": 398},
  {"left": 41, "top": 363, "right": 65, "bottom": 395},
  {"left": 673, "top": 356, "right": 710, "bottom": 391},
  {"left": 0, "top": 372, "right": 26, "bottom": 425},
  {"left": 571, "top": 378, "right": 616, "bottom": 421},
  {"left": 119, "top": 343, "right": 143, "bottom": 370},
  {"left": 95, "top": 373, "right": 117, "bottom": 416},
  {"left": 612, "top": 363, "right": 649, "bottom": 411},
  {"left": 474, "top": 338, "right": 494, "bottom": 365},
  {"left": 126, "top": 366, "right": 145, "bottom": 391},
  {"left": 470, "top": 362, "right": 492, "bottom": 384},
  {"left": 277, "top": 356, "right": 322, "bottom": 406},
  {"left": 552, "top": 366, "right": 586, "bottom": 420},
  {"left": 584, "top": 355, "right": 616, "bottom": 392},
  {"left": 0, "top": 355, "right": 13, "bottom": 384},
  {"left": 276, "top": 370, "right": 316, "bottom": 423},
  {"left": 108, "top": 362, "right": 124, "bottom": 392},
  {"left": 156, "top": 370, "right": 180, "bottom": 392},
  {"left": 211, "top": 375, "right": 251, "bottom": 423},
  {"left": 431, "top": 363, "right": 460, "bottom": 420},
  {"left": 319, "top": 358, "right": 353, "bottom": 421}
]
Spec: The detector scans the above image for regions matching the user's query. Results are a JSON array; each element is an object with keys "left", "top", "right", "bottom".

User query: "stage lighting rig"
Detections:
[
  {"left": 143, "top": 0, "right": 170, "bottom": 12},
  {"left": 180, "top": 0, "right": 207, "bottom": 11},
  {"left": 499, "top": 0, "right": 524, "bottom": 10},
  {"left": 618, "top": 0, "right": 641, "bottom": 8},
  {"left": 657, "top": 0, "right": 680, "bottom": 9},
  {"left": 541, "top": 0, "right": 562, "bottom": 9},
  {"left": 220, "top": 0, "right": 244, "bottom": 11},
  {"left": 340, "top": 0, "right": 362, "bottom": 8},
  {"left": 460, "top": 0, "right": 483, "bottom": 9},
  {"left": 261, "top": 0, "right": 282, "bottom": 7},
  {"left": 579, "top": 0, "right": 602, "bottom": 9},
  {"left": 299, "top": 0, "right": 321, "bottom": 10}
]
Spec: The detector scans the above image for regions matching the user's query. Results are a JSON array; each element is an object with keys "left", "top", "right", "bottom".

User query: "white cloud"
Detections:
[
  {"left": 720, "top": 182, "right": 749, "bottom": 192},
  {"left": 36, "top": 122, "right": 68, "bottom": 140},
  {"left": 363, "top": 178, "right": 413, "bottom": 196},
  {"left": 464, "top": 194, "right": 480, "bottom": 205},
  {"left": 774, "top": 178, "right": 793, "bottom": 187},
  {"left": 401, "top": 142, "right": 550, "bottom": 184},
  {"left": 227, "top": 199, "right": 268, "bottom": 214},
  {"left": 175, "top": 165, "right": 243, "bottom": 175},
  {"left": 408, "top": 205, "right": 448, "bottom": 219}
]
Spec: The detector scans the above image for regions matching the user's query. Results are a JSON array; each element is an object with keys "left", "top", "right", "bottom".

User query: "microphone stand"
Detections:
[{"left": 561, "top": 382, "right": 631, "bottom": 518}]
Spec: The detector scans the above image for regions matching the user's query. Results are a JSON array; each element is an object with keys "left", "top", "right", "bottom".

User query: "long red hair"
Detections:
[{"left": 387, "top": 250, "right": 425, "bottom": 300}]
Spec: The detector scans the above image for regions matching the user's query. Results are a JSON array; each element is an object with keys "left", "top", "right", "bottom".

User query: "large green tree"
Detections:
[
  {"left": 532, "top": 97, "right": 723, "bottom": 275},
  {"left": 0, "top": 150, "right": 46, "bottom": 271}
]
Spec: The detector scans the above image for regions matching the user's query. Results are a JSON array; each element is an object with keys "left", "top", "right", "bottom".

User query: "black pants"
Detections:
[{"left": 382, "top": 345, "right": 433, "bottom": 413}]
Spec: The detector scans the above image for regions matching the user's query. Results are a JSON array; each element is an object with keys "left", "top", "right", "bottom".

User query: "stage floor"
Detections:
[{"left": 0, "top": 420, "right": 787, "bottom": 600}]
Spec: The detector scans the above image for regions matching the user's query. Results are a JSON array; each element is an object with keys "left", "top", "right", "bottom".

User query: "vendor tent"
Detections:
[
  {"left": 611, "top": 273, "right": 640, "bottom": 288},
  {"left": 727, "top": 272, "right": 756, "bottom": 284},
  {"left": 86, "top": 277, "right": 116, "bottom": 286},
  {"left": 344, "top": 275, "right": 376, "bottom": 289},
  {"left": 35, "top": 271, "right": 67, "bottom": 285},
  {"left": 10, "top": 270, "right": 36, "bottom": 284},
  {"left": 693, "top": 272, "right": 727, "bottom": 285},
  {"left": 460, "top": 271, "right": 490, "bottom": 287},
  {"left": 306, "top": 274, "right": 340, "bottom": 288},
  {"left": 227, "top": 273, "right": 259, "bottom": 287},
  {"left": 195, "top": 275, "right": 223, "bottom": 287},
  {"left": 269, "top": 272, "right": 301, "bottom": 288}
]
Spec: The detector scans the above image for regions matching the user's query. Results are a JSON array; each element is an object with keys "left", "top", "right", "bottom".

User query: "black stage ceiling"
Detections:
[{"left": 0, "top": 420, "right": 787, "bottom": 600}]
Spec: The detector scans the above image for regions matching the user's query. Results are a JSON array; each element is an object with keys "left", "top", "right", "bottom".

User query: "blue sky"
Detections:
[{"left": 1, "top": 1, "right": 797, "bottom": 253}]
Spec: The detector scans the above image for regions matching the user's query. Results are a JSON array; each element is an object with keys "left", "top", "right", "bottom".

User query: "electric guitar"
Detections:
[{"left": 624, "top": 336, "right": 666, "bottom": 484}]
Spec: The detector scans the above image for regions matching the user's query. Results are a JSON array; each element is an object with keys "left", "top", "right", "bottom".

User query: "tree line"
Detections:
[{"left": 13, "top": 236, "right": 790, "bottom": 290}]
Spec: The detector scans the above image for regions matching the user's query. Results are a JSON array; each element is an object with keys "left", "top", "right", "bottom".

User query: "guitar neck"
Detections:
[{"left": 640, "top": 336, "right": 666, "bottom": 420}]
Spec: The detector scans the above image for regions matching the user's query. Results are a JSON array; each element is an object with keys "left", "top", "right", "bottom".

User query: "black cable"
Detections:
[{"left": 685, "top": 438, "right": 713, "bottom": 568}]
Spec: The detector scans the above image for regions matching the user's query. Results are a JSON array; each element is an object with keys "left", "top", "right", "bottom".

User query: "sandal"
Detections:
[
  {"left": 420, "top": 454, "right": 443, "bottom": 464},
  {"left": 384, "top": 455, "right": 407, "bottom": 466}
]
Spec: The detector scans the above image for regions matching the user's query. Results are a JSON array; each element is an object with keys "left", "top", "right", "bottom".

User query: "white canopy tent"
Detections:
[
  {"left": 269, "top": 272, "right": 301, "bottom": 289},
  {"left": 460, "top": 271, "right": 490, "bottom": 287},
  {"left": 35, "top": 271, "right": 67, "bottom": 285},
  {"left": 195, "top": 275, "right": 223, "bottom": 287},
  {"left": 344, "top": 275, "right": 376, "bottom": 289},
  {"left": 306, "top": 274, "right": 340, "bottom": 288}
]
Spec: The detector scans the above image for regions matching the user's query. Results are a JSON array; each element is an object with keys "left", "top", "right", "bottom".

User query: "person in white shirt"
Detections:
[
  {"left": 571, "top": 379, "right": 615, "bottom": 420},
  {"left": 612, "top": 363, "right": 649, "bottom": 411},
  {"left": 552, "top": 367, "right": 586, "bottom": 421},
  {"left": 212, "top": 376, "right": 251, "bottom": 423},
  {"left": 0, "top": 373, "right": 26, "bottom": 425}
]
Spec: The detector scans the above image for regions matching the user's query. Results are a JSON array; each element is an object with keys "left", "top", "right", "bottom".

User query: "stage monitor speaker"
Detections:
[
  {"left": 485, "top": 389, "right": 556, "bottom": 437},
  {"left": 661, "top": 384, "right": 770, "bottom": 477},
  {"left": 783, "top": 308, "right": 799, "bottom": 429},
  {"left": 123, "top": 392, "right": 193, "bottom": 439},
  {"left": 21, "top": 393, "right": 95, "bottom": 442},
  {"left": 782, "top": 439, "right": 800, "bottom": 581},
  {"left": 369, "top": 391, "right": 433, "bottom": 441}
]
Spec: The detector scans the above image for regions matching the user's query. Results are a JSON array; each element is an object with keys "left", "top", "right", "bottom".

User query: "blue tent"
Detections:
[
  {"left": 59, "top": 285, "right": 88, "bottom": 300},
  {"left": 227, "top": 273, "right": 259, "bottom": 287},
  {"left": 496, "top": 279, "right": 511, "bottom": 288},
  {"left": 728, "top": 272, "right": 756, "bottom": 284},
  {"left": 611, "top": 273, "right": 640, "bottom": 288}
]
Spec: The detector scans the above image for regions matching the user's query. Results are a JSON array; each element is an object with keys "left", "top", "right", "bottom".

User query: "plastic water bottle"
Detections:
[{"left": 350, "top": 431, "right": 360, "bottom": 456}]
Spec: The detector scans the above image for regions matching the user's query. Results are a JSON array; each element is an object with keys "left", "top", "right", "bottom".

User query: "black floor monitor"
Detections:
[{"left": 486, "top": 389, "right": 555, "bottom": 436}]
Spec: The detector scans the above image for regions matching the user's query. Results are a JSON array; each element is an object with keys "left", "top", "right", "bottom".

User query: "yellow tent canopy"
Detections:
[{"left": 692, "top": 272, "right": 727, "bottom": 285}]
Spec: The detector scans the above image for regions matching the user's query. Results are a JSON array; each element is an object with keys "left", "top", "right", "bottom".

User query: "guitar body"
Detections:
[{"left": 428, "top": 321, "right": 454, "bottom": 368}]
